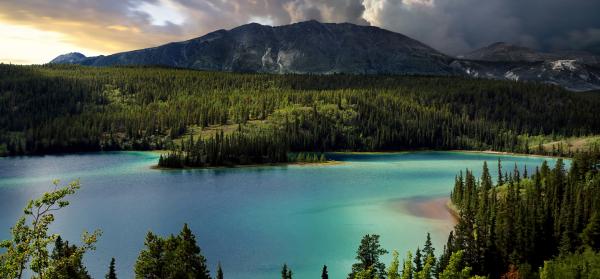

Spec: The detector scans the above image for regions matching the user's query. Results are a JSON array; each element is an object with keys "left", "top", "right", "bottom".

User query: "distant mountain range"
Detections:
[{"left": 51, "top": 20, "right": 600, "bottom": 91}]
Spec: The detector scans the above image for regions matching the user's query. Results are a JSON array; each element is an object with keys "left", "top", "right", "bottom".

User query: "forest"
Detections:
[
  {"left": 2, "top": 150, "right": 599, "bottom": 278},
  {"left": 1, "top": 64, "right": 600, "bottom": 167}
]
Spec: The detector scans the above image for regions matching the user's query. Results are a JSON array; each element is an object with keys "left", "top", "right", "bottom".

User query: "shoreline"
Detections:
[
  {"left": 151, "top": 160, "right": 345, "bottom": 170},
  {"left": 448, "top": 149, "right": 568, "bottom": 159},
  {"left": 391, "top": 196, "right": 459, "bottom": 223},
  {"left": 149, "top": 149, "right": 564, "bottom": 170}
]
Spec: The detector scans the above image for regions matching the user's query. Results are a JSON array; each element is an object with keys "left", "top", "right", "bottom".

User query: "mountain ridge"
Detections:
[{"left": 51, "top": 20, "right": 600, "bottom": 91}]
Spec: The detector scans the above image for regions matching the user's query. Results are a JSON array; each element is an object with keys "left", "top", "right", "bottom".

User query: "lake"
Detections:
[{"left": 0, "top": 151, "right": 561, "bottom": 278}]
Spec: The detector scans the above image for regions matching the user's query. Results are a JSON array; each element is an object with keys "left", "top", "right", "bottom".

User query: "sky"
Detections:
[{"left": 1, "top": 0, "right": 599, "bottom": 64}]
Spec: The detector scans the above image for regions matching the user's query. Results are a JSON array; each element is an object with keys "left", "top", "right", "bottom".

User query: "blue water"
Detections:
[{"left": 0, "top": 151, "right": 562, "bottom": 278}]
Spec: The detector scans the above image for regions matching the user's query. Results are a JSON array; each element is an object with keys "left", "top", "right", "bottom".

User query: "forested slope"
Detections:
[{"left": 1, "top": 64, "right": 599, "bottom": 166}]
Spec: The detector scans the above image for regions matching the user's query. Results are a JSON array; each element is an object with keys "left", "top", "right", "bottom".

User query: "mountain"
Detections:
[
  {"left": 58, "top": 20, "right": 452, "bottom": 75},
  {"left": 49, "top": 52, "right": 87, "bottom": 64},
  {"left": 460, "top": 42, "right": 548, "bottom": 62},
  {"left": 51, "top": 21, "right": 600, "bottom": 91},
  {"left": 462, "top": 42, "right": 600, "bottom": 65},
  {"left": 455, "top": 42, "right": 600, "bottom": 91},
  {"left": 450, "top": 60, "right": 600, "bottom": 91}
]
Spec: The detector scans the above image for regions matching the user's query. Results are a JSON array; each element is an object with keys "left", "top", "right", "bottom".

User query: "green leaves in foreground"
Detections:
[{"left": 0, "top": 179, "right": 101, "bottom": 279}]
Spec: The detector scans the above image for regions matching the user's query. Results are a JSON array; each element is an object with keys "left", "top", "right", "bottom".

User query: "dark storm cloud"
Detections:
[
  {"left": 364, "top": 0, "right": 600, "bottom": 55},
  {"left": 0, "top": 0, "right": 598, "bottom": 56}
]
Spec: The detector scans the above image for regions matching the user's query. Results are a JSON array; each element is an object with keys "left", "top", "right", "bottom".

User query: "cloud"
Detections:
[
  {"left": 363, "top": 0, "right": 600, "bottom": 55},
  {"left": 0, "top": 0, "right": 599, "bottom": 63}
]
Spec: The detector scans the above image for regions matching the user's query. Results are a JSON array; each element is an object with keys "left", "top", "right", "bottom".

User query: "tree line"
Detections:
[{"left": 2, "top": 64, "right": 600, "bottom": 167}]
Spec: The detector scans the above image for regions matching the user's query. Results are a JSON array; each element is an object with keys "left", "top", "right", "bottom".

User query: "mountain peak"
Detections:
[
  {"left": 51, "top": 20, "right": 451, "bottom": 75},
  {"left": 49, "top": 52, "right": 87, "bottom": 64}
]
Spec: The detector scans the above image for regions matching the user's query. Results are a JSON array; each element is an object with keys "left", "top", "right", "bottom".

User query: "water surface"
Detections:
[{"left": 0, "top": 151, "right": 561, "bottom": 278}]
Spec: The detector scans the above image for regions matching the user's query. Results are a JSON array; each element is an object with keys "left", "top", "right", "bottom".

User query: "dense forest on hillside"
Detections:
[
  {"left": 1, "top": 64, "right": 600, "bottom": 167},
  {"left": 432, "top": 149, "right": 600, "bottom": 278}
]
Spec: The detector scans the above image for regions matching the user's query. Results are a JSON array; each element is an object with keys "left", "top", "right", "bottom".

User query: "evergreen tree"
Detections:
[
  {"left": 413, "top": 248, "right": 422, "bottom": 273},
  {"left": 349, "top": 234, "right": 388, "bottom": 279},
  {"left": 387, "top": 250, "right": 400, "bottom": 279},
  {"left": 401, "top": 251, "right": 413, "bottom": 279},
  {"left": 321, "top": 265, "right": 328, "bottom": 279},
  {"left": 439, "top": 250, "right": 471, "bottom": 279},
  {"left": 281, "top": 264, "right": 292, "bottom": 279},
  {"left": 105, "top": 258, "right": 117, "bottom": 279},
  {"left": 582, "top": 213, "right": 600, "bottom": 251},
  {"left": 48, "top": 236, "right": 92, "bottom": 279},
  {"left": 134, "top": 224, "right": 211, "bottom": 279},
  {"left": 216, "top": 262, "right": 224, "bottom": 279}
]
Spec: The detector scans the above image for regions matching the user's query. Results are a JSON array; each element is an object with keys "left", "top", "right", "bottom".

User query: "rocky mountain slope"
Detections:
[
  {"left": 456, "top": 42, "right": 600, "bottom": 91},
  {"left": 52, "top": 20, "right": 452, "bottom": 75},
  {"left": 51, "top": 21, "right": 600, "bottom": 91}
]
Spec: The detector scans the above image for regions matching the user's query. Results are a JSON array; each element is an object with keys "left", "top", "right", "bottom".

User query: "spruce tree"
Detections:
[
  {"left": 582, "top": 213, "right": 600, "bottom": 251},
  {"left": 105, "top": 258, "right": 117, "bottom": 279},
  {"left": 217, "top": 262, "right": 224, "bottom": 279},
  {"left": 387, "top": 250, "right": 400, "bottom": 279},
  {"left": 321, "top": 265, "right": 328, "bottom": 279},
  {"left": 349, "top": 234, "right": 388, "bottom": 279},
  {"left": 413, "top": 248, "right": 423, "bottom": 273},
  {"left": 401, "top": 251, "right": 413, "bottom": 279}
]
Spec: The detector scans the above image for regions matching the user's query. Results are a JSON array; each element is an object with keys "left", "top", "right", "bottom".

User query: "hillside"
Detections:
[{"left": 2, "top": 64, "right": 600, "bottom": 166}]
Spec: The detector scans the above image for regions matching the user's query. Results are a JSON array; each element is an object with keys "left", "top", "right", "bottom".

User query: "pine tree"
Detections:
[
  {"left": 174, "top": 223, "right": 211, "bottom": 278},
  {"left": 582, "top": 213, "right": 600, "bottom": 251},
  {"left": 105, "top": 258, "right": 117, "bottom": 279},
  {"left": 281, "top": 264, "right": 288, "bottom": 279},
  {"left": 349, "top": 234, "right": 388, "bottom": 279},
  {"left": 401, "top": 251, "right": 413, "bottom": 279},
  {"left": 322, "top": 265, "right": 328, "bottom": 279},
  {"left": 439, "top": 250, "right": 471, "bottom": 279},
  {"left": 413, "top": 248, "right": 423, "bottom": 273},
  {"left": 422, "top": 233, "right": 436, "bottom": 274},
  {"left": 217, "top": 262, "right": 224, "bottom": 279},
  {"left": 281, "top": 264, "right": 292, "bottom": 279},
  {"left": 387, "top": 250, "right": 400, "bottom": 279}
]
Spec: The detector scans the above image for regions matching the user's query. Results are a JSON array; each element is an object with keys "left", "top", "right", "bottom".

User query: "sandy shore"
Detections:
[{"left": 390, "top": 196, "right": 459, "bottom": 223}]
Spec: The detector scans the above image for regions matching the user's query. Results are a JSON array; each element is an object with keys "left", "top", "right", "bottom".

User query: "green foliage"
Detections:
[
  {"left": 540, "top": 249, "right": 600, "bottom": 279},
  {"left": 322, "top": 265, "right": 328, "bottom": 279},
  {"left": 401, "top": 251, "right": 413, "bottom": 279},
  {"left": 353, "top": 268, "right": 374, "bottom": 279},
  {"left": 439, "top": 250, "right": 472, "bottom": 279},
  {"left": 134, "top": 223, "right": 211, "bottom": 279},
  {"left": 349, "top": 234, "right": 388, "bottom": 279},
  {"left": 0, "top": 179, "right": 100, "bottom": 279},
  {"left": 387, "top": 250, "right": 400, "bottom": 279},
  {"left": 415, "top": 255, "right": 434, "bottom": 279}
]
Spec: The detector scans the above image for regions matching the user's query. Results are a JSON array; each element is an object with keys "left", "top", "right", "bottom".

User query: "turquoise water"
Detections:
[{"left": 0, "top": 151, "right": 561, "bottom": 278}]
